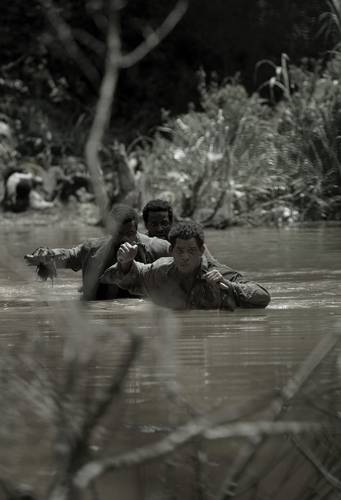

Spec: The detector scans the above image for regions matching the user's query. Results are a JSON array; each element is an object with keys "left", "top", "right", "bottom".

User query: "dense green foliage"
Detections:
[
  {"left": 0, "top": 0, "right": 331, "bottom": 135},
  {"left": 140, "top": 60, "right": 341, "bottom": 224},
  {"left": 1, "top": 0, "right": 341, "bottom": 224}
]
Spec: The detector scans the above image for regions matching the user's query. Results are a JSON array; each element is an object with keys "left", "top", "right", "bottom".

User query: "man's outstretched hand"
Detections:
[
  {"left": 24, "top": 247, "right": 53, "bottom": 265},
  {"left": 24, "top": 247, "right": 57, "bottom": 281},
  {"left": 117, "top": 242, "right": 138, "bottom": 272}
]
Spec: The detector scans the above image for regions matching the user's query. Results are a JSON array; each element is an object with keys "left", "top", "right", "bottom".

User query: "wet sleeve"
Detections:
[
  {"left": 38, "top": 245, "right": 84, "bottom": 271},
  {"left": 99, "top": 261, "right": 156, "bottom": 296},
  {"left": 224, "top": 279, "right": 271, "bottom": 308},
  {"left": 209, "top": 261, "right": 242, "bottom": 282},
  {"left": 150, "top": 238, "right": 171, "bottom": 259}
]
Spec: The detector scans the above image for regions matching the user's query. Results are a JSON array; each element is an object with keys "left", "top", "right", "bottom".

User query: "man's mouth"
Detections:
[{"left": 179, "top": 262, "right": 190, "bottom": 269}]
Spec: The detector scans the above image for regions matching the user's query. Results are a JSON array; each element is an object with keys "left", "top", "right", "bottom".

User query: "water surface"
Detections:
[{"left": 0, "top": 224, "right": 340, "bottom": 499}]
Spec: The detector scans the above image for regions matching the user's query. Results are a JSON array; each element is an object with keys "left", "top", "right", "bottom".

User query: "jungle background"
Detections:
[
  {"left": 1, "top": 0, "right": 341, "bottom": 225},
  {"left": 1, "top": 4, "right": 341, "bottom": 500}
]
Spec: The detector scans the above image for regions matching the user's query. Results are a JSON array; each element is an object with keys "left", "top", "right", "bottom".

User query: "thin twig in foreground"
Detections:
[
  {"left": 73, "top": 400, "right": 316, "bottom": 489},
  {"left": 216, "top": 330, "right": 340, "bottom": 500},
  {"left": 292, "top": 435, "right": 341, "bottom": 493}
]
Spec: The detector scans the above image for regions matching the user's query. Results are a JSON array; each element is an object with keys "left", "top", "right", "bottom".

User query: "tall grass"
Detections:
[{"left": 139, "top": 59, "right": 341, "bottom": 225}]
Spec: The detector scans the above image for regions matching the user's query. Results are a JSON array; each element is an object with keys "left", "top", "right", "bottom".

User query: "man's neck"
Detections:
[{"left": 177, "top": 265, "right": 201, "bottom": 291}]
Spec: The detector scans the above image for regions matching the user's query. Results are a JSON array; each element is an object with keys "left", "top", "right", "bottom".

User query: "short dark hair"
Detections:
[
  {"left": 110, "top": 203, "right": 138, "bottom": 226},
  {"left": 168, "top": 221, "right": 204, "bottom": 248},
  {"left": 142, "top": 199, "right": 173, "bottom": 224}
]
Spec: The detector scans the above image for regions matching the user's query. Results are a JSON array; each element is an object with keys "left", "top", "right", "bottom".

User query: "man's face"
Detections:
[
  {"left": 116, "top": 219, "right": 138, "bottom": 244},
  {"left": 145, "top": 211, "right": 171, "bottom": 239},
  {"left": 171, "top": 238, "right": 204, "bottom": 275}
]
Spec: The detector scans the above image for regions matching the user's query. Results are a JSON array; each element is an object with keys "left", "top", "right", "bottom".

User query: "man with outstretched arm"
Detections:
[
  {"left": 24, "top": 204, "right": 170, "bottom": 301},
  {"left": 100, "top": 221, "right": 270, "bottom": 310}
]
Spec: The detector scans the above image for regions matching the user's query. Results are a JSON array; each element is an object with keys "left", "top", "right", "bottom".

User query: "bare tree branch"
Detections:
[
  {"left": 292, "top": 435, "right": 341, "bottom": 492},
  {"left": 216, "top": 330, "right": 340, "bottom": 500},
  {"left": 205, "top": 421, "right": 320, "bottom": 440},
  {"left": 40, "top": 0, "right": 101, "bottom": 89},
  {"left": 41, "top": 0, "right": 188, "bottom": 222},
  {"left": 120, "top": 0, "right": 188, "bottom": 68},
  {"left": 73, "top": 29, "right": 106, "bottom": 58},
  {"left": 84, "top": 0, "right": 121, "bottom": 224},
  {"left": 75, "top": 396, "right": 320, "bottom": 488},
  {"left": 81, "top": 334, "right": 142, "bottom": 443}
]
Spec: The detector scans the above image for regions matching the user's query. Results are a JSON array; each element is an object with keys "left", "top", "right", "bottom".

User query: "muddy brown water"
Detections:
[{"left": 0, "top": 224, "right": 341, "bottom": 499}]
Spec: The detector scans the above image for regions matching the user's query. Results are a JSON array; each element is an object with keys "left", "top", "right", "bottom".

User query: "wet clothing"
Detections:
[
  {"left": 35, "top": 233, "right": 170, "bottom": 301},
  {"left": 100, "top": 256, "right": 270, "bottom": 310}
]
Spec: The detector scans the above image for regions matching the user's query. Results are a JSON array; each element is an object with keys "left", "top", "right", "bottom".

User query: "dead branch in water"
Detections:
[
  {"left": 74, "top": 399, "right": 319, "bottom": 489},
  {"left": 45, "top": 328, "right": 142, "bottom": 500},
  {"left": 292, "top": 435, "right": 341, "bottom": 493},
  {"left": 216, "top": 330, "right": 340, "bottom": 500}
]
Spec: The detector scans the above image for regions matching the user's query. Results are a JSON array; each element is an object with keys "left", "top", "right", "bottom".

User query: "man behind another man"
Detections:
[
  {"left": 25, "top": 203, "right": 170, "bottom": 300},
  {"left": 100, "top": 221, "right": 270, "bottom": 310},
  {"left": 142, "top": 199, "right": 173, "bottom": 240}
]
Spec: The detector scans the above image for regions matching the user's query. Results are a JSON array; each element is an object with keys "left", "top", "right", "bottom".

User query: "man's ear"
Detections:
[{"left": 200, "top": 245, "right": 205, "bottom": 255}]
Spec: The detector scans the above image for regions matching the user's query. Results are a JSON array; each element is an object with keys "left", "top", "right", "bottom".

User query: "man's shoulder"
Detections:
[
  {"left": 202, "top": 255, "right": 242, "bottom": 280},
  {"left": 137, "top": 232, "right": 170, "bottom": 251},
  {"left": 80, "top": 236, "right": 111, "bottom": 251},
  {"left": 151, "top": 256, "right": 173, "bottom": 267}
]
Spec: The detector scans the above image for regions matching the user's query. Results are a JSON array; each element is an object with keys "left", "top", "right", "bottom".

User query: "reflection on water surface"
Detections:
[{"left": 0, "top": 223, "right": 340, "bottom": 499}]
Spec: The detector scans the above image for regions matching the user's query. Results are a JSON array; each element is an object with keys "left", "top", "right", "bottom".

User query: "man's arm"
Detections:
[
  {"left": 204, "top": 269, "right": 270, "bottom": 309},
  {"left": 100, "top": 260, "right": 147, "bottom": 296},
  {"left": 100, "top": 242, "right": 151, "bottom": 296},
  {"left": 24, "top": 244, "right": 84, "bottom": 279},
  {"left": 139, "top": 233, "right": 171, "bottom": 262}
]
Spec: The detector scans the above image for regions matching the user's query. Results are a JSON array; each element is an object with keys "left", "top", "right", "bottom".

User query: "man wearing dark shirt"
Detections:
[
  {"left": 100, "top": 221, "right": 270, "bottom": 310},
  {"left": 25, "top": 204, "right": 170, "bottom": 300}
]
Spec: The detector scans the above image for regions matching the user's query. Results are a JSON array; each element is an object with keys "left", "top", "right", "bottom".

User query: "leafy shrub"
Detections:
[{"left": 140, "top": 60, "right": 341, "bottom": 224}]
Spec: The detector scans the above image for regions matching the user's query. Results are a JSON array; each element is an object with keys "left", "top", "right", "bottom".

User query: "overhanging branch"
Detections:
[{"left": 120, "top": 0, "right": 188, "bottom": 68}]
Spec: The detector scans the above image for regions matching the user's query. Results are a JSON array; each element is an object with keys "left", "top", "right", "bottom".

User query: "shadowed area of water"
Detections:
[{"left": 0, "top": 223, "right": 340, "bottom": 499}]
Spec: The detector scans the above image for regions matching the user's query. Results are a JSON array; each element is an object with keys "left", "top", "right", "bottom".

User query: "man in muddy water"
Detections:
[
  {"left": 100, "top": 221, "right": 271, "bottom": 310},
  {"left": 24, "top": 203, "right": 170, "bottom": 301},
  {"left": 142, "top": 199, "right": 173, "bottom": 240}
]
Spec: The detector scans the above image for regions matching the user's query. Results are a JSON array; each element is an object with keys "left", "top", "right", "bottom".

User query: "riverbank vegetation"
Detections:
[
  {"left": 139, "top": 55, "right": 341, "bottom": 226},
  {"left": 1, "top": 1, "right": 341, "bottom": 227},
  {"left": 1, "top": 4, "right": 341, "bottom": 498}
]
